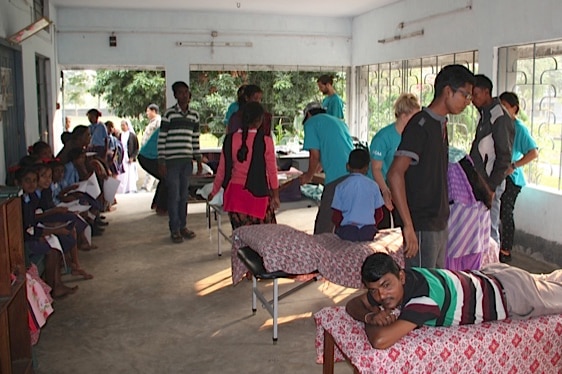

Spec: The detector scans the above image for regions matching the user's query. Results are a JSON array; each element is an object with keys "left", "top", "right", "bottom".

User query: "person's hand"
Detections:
[
  {"left": 299, "top": 173, "right": 313, "bottom": 185},
  {"left": 382, "top": 189, "right": 394, "bottom": 210},
  {"left": 402, "top": 225, "right": 419, "bottom": 259},
  {"left": 370, "top": 309, "right": 398, "bottom": 327},
  {"left": 158, "top": 164, "right": 167, "bottom": 178},
  {"left": 270, "top": 195, "right": 280, "bottom": 211},
  {"left": 196, "top": 162, "right": 203, "bottom": 176},
  {"left": 207, "top": 193, "right": 214, "bottom": 202},
  {"left": 505, "top": 164, "right": 515, "bottom": 176}
]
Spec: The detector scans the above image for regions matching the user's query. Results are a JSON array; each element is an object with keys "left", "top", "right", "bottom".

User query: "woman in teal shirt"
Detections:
[
  {"left": 499, "top": 92, "right": 539, "bottom": 263},
  {"left": 368, "top": 93, "right": 420, "bottom": 228}
]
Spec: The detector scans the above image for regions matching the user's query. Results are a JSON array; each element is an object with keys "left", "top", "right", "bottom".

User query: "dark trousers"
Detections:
[
  {"left": 138, "top": 154, "right": 168, "bottom": 211},
  {"left": 500, "top": 177, "right": 522, "bottom": 253},
  {"left": 335, "top": 224, "right": 377, "bottom": 242}
]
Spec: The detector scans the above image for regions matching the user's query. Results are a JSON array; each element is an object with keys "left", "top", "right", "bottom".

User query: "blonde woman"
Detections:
[{"left": 369, "top": 93, "right": 421, "bottom": 229}]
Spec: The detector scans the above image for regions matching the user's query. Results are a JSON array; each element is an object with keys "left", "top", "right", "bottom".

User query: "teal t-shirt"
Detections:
[
  {"left": 139, "top": 128, "right": 159, "bottom": 159},
  {"left": 303, "top": 113, "right": 354, "bottom": 184},
  {"left": 223, "top": 102, "right": 239, "bottom": 125},
  {"left": 322, "top": 94, "right": 344, "bottom": 119},
  {"left": 368, "top": 122, "right": 401, "bottom": 180},
  {"left": 510, "top": 118, "right": 538, "bottom": 187}
]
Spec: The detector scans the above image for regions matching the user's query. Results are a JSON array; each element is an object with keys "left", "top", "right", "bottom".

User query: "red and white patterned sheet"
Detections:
[
  {"left": 231, "top": 225, "right": 404, "bottom": 288},
  {"left": 315, "top": 306, "right": 562, "bottom": 373}
]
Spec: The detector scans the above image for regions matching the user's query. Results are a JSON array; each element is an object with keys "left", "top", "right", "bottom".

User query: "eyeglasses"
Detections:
[{"left": 455, "top": 88, "right": 473, "bottom": 101}]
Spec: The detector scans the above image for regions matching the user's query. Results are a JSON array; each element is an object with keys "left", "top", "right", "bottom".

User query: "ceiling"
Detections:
[{"left": 50, "top": 0, "right": 401, "bottom": 18}]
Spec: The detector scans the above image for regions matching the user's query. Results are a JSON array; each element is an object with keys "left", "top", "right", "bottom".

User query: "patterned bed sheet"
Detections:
[
  {"left": 231, "top": 224, "right": 404, "bottom": 288},
  {"left": 315, "top": 306, "right": 562, "bottom": 373}
]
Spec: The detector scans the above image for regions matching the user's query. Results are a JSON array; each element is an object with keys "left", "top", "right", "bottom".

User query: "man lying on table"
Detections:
[{"left": 346, "top": 253, "right": 562, "bottom": 349}]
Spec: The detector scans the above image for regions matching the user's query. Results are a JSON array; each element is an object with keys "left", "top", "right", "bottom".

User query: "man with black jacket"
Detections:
[{"left": 469, "top": 74, "right": 515, "bottom": 247}]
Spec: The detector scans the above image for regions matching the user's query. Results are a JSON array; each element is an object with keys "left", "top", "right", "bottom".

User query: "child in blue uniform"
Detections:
[{"left": 332, "top": 148, "right": 384, "bottom": 241}]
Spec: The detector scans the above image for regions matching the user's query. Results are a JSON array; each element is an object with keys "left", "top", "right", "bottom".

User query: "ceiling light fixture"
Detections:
[
  {"left": 378, "top": 29, "right": 424, "bottom": 44},
  {"left": 176, "top": 41, "right": 252, "bottom": 47}
]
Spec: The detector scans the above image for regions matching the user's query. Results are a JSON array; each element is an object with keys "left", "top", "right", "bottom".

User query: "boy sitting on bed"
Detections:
[
  {"left": 331, "top": 148, "right": 384, "bottom": 242},
  {"left": 346, "top": 252, "right": 562, "bottom": 349}
]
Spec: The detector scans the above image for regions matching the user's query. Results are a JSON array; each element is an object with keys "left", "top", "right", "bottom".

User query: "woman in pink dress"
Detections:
[{"left": 209, "top": 102, "right": 280, "bottom": 229}]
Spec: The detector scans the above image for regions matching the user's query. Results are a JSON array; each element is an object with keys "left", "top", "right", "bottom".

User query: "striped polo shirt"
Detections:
[
  {"left": 158, "top": 104, "right": 201, "bottom": 165},
  {"left": 370, "top": 268, "right": 508, "bottom": 327}
]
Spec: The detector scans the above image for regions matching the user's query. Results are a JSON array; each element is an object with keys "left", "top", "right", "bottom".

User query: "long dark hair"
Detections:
[{"left": 237, "top": 102, "right": 265, "bottom": 163}]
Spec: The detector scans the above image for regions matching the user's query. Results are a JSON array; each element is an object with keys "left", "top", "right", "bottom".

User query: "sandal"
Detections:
[
  {"left": 499, "top": 249, "right": 512, "bottom": 263},
  {"left": 180, "top": 228, "right": 196, "bottom": 239}
]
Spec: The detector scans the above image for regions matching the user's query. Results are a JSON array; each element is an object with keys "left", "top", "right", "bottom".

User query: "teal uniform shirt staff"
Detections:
[
  {"left": 322, "top": 94, "right": 344, "bottom": 119},
  {"left": 510, "top": 118, "right": 538, "bottom": 187},
  {"left": 302, "top": 113, "right": 354, "bottom": 184},
  {"left": 369, "top": 122, "right": 401, "bottom": 180}
]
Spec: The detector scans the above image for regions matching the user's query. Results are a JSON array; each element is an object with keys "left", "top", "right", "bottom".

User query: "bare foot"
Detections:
[
  {"left": 52, "top": 284, "right": 79, "bottom": 299},
  {"left": 79, "top": 244, "right": 98, "bottom": 251},
  {"left": 71, "top": 268, "right": 94, "bottom": 280}
]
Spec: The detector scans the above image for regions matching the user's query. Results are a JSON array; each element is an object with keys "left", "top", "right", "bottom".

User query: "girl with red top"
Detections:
[{"left": 209, "top": 102, "right": 280, "bottom": 229}]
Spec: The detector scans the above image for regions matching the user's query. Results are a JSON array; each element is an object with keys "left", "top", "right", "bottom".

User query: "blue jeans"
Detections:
[
  {"left": 490, "top": 180, "right": 506, "bottom": 246},
  {"left": 166, "top": 161, "right": 193, "bottom": 233}
]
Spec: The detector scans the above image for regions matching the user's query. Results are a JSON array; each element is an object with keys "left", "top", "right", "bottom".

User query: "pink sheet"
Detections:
[
  {"left": 231, "top": 225, "right": 404, "bottom": 289},
  {"left": 315, "top": 306, "right": 562, "bottom": 373}
]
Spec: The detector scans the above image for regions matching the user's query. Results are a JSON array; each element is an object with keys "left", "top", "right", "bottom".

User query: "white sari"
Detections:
[{"left": 118, "top": 120, "right": 139, "bottom": 193}]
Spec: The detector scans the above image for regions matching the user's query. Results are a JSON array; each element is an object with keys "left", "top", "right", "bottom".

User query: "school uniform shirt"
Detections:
[
  {"left": 331, "top": 173, "right": 383, "bottom": 227},
  {"left": 62, "top": 162, "right": 80, "bottom": 189},
  {"left": 89, "top": 121, "right": 109, "bottom": 147},
  {"left": 367, "top": 268, "right": 508, "bottom": 327}
]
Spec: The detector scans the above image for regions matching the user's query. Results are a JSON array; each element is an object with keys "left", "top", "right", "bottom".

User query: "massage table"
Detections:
[
  {"left": 205, "top": 172, "right": 318, "bottom": 256},
  {"left": 315, "top": 306, "right": 562, "bottom": 373},
  {"left": 231, "top": 224, "right": 404, "bottom": 342}
]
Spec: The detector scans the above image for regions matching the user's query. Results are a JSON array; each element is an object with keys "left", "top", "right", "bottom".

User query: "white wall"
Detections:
[
  {"left": 353, "top": 0, "right": 562, "bottom": 244},
  {"left": 56, "top": 8, "right": 352, "bottom": 107},
  {"left": 0, "top": 0, "right": 59, "bottom": 184},
  {"left": 352, "top": 0, "right": 562, "bottom": 79},
  {"left": 515, "top": 185, "right": 562, "bottom": 245}
]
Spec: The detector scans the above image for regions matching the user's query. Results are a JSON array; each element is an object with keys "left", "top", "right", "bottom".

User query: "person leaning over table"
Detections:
[
  {"left": 299, "top": 102, "right": 354, "bottom": 235},
  {"left": 346, "top": 252, "right": 562, "bottom": 349}
]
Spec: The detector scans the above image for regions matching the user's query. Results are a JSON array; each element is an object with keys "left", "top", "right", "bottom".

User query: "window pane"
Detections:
[{"left": 499, "top": 40, "right": 562, "bottom": 190}]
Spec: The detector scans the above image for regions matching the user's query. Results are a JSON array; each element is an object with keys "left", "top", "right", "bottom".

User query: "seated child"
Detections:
[
  {"left": 36, "top": 162, "right": 97, "bottom": 268},
  {"left": 332, "top": 148, "right": 384, "bottom": 242},
  {"left": 61, "top": 148, "right": 107, "bottom": 235},
  {"left": 15, "top": 165, "right": 78, "bottom": 299}
]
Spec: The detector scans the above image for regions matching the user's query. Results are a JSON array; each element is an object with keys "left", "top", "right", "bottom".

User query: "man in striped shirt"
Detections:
[
  {"left": 346, "top": 253, "right": 562, "bottom": 349},
  {"left": 158, "top": 81, "right": 202, "bottom": 243}
]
